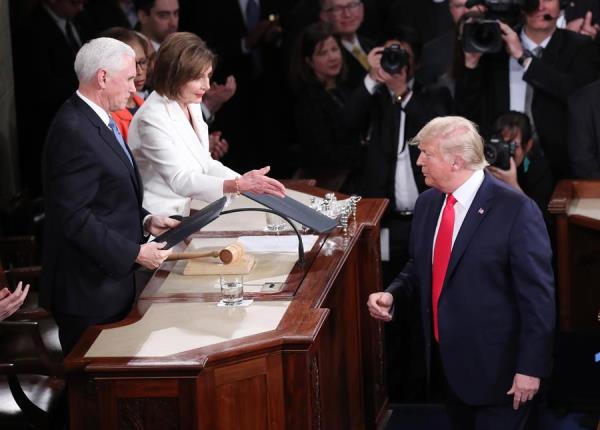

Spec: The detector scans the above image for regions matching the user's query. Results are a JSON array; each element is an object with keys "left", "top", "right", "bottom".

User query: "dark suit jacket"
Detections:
[
  {"left": 180, "top": 0, "right": 285, "bottom": 83},
  {"left": 342, "top": 35, "right": 376, "bottom": 89},
  {"left": 347, "top": 81, "right": 453, "bottom": 209},
  {"left": 567, "top": 78, "right": 600, "bottom": 179},
  {"left": 386, "top": 173, "right": 555, "bottom": 405},
  {"left": 13, "top": 4, "right": 89, "bottom": 194},
  {"left": 41, "top": 94, "right": 148, "bottom": 320},
  {"left": 455, "top": 28, "right": 600, "bottom": 180}
]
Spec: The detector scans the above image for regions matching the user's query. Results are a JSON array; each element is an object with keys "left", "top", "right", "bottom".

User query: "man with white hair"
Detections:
[
  {"left": 41, "top": 37, "right": 179, "bottom": 354},
  {"left": 367, "top": 116, "right": 555, "bottom": 430}
]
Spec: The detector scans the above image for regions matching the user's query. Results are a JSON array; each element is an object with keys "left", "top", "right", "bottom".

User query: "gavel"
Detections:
[{"left": 166, "top": 243, "right": 245, "bottom": 264}]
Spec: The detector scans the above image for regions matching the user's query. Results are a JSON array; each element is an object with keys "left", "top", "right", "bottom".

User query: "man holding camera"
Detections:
[
  {"left": 455, "top": 0, "right": 599, "bottom": 180},
  {"left": 345, "top": 27, "right": 452, "bottom": 400}
]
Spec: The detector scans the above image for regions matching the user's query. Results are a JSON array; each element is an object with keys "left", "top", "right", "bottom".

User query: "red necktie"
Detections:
[{"left": 432, "top": 194, "right": 457, "bottom": 342}]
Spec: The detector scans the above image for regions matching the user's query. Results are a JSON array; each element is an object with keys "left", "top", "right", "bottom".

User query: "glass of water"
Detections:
[
  {"left": 265, "top": 212, "right": 286, "bottom": 232},
  {"left": 220, "top": 274, "right": 244, "bottom": 305}
]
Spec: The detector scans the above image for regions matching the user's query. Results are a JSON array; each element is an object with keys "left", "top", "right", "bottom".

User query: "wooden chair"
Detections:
[{"left": 0, "top": 320, "right": 65, "bottom": 430}]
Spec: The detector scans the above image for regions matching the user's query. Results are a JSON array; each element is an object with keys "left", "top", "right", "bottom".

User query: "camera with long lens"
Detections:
[
  {"left": 380, "top": 44, "right": 410, "bottom": 75},
  {"left": 484, "top": 134, "right": 516, "bottom": 170},
  {"left": 461, "top": 0, "right": 540, "bottom": 53}
]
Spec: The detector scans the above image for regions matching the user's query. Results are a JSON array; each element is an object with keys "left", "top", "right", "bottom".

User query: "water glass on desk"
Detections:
[
  {"left": 265, "top": 212, "right": 286, "bottom": 232},
  {"left": 220, "top": 274, "right": 244, "bottom": 305}
]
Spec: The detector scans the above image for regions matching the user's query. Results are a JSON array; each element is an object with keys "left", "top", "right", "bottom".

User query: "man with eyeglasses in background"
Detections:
[{"left": 319, "top": 0, "right": 375, "bottom": 88}]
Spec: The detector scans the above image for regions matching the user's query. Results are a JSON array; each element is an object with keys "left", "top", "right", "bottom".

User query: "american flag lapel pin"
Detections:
[{"left": 478, "top": 208, "right": 484, "bottom": 215}]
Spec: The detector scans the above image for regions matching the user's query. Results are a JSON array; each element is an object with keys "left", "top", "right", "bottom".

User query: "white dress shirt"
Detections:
[
  {"left": 509, "top": 30, "right": 551, "bottom": 113},
  {"left": 363, "top": 76, "right": 419, "bottom": 211},
  {"left": 432, "top": 169, "right": 485, "bottom": 254},
  {"left": 76, "top": 90, "right": 109, "bottom": 127}
]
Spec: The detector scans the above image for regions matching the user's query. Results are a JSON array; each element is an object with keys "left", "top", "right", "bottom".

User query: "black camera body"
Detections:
[
  {"left": 462, "top": 0, "right": 526, "bottom": 54},
  {"left": 380, "top": 44, "right": 409, "bottom": 75},
  {"left": 484, "top": 135, "right": 516, "bottom": 170}
]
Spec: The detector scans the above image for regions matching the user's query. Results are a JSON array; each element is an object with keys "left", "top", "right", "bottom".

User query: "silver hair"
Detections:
[
  {"left": 410, "top": 116, "right": 489, "bottom": 170},
  {"left": 74, "top": 37, "right": 135, "bottom": 83}
]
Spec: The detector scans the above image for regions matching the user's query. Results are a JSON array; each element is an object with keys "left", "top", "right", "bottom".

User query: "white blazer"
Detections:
[{"left": 128, "top": 92, "right": 238, "bottom": 215}]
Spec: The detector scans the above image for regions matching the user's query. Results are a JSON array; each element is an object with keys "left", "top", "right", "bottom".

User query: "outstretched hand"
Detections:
[{"left": 238, "top": 166, "right": 286, "bottom": 198}]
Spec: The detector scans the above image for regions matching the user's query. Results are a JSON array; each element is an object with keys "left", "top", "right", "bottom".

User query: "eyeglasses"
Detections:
[
  {"left": 324, "top": 1, "right": 362, "bottom": 16},
  {"left": 136, "top": 58, "right": 148, "bottom": 70}
]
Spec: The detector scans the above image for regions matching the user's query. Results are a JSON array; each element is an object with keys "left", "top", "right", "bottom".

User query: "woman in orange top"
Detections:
[{"left": 101, "top": 27, "right": 151, "bottom": 142}]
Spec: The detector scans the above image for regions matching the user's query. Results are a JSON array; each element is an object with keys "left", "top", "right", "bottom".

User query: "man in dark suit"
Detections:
[
  {"left": 180, "top": 0, "right": 291, "bottom": 175},
  {"left": 41, "top": 37, "right": 178, "bottom": 354},
  {"left": 349, "top": 27, "right": 453, "bottom": 270},
  {"left": 455, "top": 0, "right": 600, "bottom": 180},
  {"left": 567, "top": 78, "right": 600, "bottom": 179},
  {"left": 12, "top": 0, "right": 89, "bottom": 196},
  {"left": 368, "top": 116, "right": 555, "bottom": 430},
  {"left": 319, "top": 0, "right": 376, "bottom": 88}
]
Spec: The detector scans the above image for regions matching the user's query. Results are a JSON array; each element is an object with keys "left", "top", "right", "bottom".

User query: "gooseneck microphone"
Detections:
[{"left": 543, "top": 14, "right": 556, "bottom": 21}]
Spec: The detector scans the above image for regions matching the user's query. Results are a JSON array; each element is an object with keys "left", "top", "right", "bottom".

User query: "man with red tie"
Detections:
[{"left": 367, "top": 116, "right": 555, "bottom": 430}]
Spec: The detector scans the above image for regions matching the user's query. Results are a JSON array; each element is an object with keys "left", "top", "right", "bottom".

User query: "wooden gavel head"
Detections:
[{"left": 219, "top": 243, "right": 245, "bottom": 264}]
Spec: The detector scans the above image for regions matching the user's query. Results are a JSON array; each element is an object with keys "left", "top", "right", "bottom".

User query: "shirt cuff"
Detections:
[
  {"left": 142, "top": 214, "right": 153, "bottom": 236},
  {"left": 364, "top": 74, "right": 378, "bottom": 95}
]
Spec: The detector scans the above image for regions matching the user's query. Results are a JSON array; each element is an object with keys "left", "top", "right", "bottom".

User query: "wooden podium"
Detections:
[
  {"left": 65, "top": 184, "right": 390, "bottom": 430},
  {"left": 549, "top": 180, "right": 600, "bottom": 331}
]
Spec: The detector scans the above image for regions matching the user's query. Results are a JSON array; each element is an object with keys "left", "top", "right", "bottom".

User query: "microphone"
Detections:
[{"left": 543, "top": 13, "right": 556, "bottom": 21}]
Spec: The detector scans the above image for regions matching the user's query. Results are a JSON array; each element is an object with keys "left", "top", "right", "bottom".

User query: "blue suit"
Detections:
[
  {"left": 386, "top": 173, "right": 555, "bottom": 405},
  {"left": 41, "top": 94, "right": 148, "bottom": 352}
]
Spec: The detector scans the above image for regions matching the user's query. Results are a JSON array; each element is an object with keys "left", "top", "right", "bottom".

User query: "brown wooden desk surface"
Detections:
[{"left": 64, "top": 183, "right": 390, "bottom": 430}]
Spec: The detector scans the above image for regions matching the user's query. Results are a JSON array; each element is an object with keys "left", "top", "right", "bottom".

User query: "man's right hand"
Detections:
[
  {"left": 136, "top": 241, "right": 172, "bottom": 270},
  {"left": 367, "top": 292, "right": 394, "bottom": 322}
]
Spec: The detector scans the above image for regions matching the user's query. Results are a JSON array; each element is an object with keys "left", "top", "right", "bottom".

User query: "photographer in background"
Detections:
[
  {"left": 455, "top": 0, "right": 600, "bottom": 181},
  {"left": 487, "top": 111, "right": 553, "bottom": 229},
  {"left": 345, "top": 26, "right": 452, "bottom": 401}
]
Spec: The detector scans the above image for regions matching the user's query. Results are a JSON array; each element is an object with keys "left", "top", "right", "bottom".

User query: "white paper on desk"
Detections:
[{"left": 237, "top": 235, "right": 319, "bottom": 254}]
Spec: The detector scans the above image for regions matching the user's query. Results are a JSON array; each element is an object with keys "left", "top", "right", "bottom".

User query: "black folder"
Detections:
[
  {"left": 243, "top": 192, "right": 338, "bottom": 233},
  {"left": 152, "top": 196, "right": 227, "bottom": 248}
]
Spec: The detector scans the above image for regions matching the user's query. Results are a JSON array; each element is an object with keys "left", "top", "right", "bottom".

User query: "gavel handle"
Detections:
[{"left": 166, "top": 250, "right": 219, "bottom": 261}]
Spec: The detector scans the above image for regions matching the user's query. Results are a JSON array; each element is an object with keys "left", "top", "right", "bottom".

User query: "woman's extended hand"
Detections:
[{"left": 238, "top": 166, "right": 286, "bottom": 198}]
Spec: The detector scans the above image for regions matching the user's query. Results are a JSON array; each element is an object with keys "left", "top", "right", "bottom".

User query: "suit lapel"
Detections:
[
  {"left": 166, "top": 100, "right": 208, "bottom": 168},
  {"left": 444, "top": 174, "right": 494, "bottom": 281},
  {"left": 73, "top": 96, "right": 142, "bottom": 195}
]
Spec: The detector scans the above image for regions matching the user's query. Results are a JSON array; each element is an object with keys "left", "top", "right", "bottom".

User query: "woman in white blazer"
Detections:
[{"left": 128, "top": 32, "right": 285, "bottom": 216}]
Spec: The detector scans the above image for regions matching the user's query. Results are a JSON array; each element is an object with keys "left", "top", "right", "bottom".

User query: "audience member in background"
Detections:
[
  {"left": 347, "top": 26, "right": 453, "bottom": 402},
  {"left": 351, "top": 26, "right": 453, "bottom": 273},
  {"left": 13, "top": 0, "right": 88, "bottom": 196},
  {"left": 180, "top": 0, "right": 290, "bottom": 176},
  {"left": 289, "top": 22, "right": 363, "bottom": 193},
  {"left": 0, "top": 282, "right": 29, "bottom": 321},
  {"left": 383, "top": 0, "right": 454, "bottom": 76},
  {"left": 488, "top": 111, "right": 553, "bottom": 228},
  {"left": 564, "top": 0, "right": 600, "bottom": 39},
  {"left": 101, "top": 27, "right": 150, "bottom": 142},
  {"left": 319, "top": 0, "right": 375, "bottom": 88},
  {"left": 567, "top": 78, "right": 600, "bottom": 179},
  {"left": 128, "top": 32, "right": 286, "bottom": 216},
  {"left": 134, "top": 0, "right": 179, "bottom": 52},
  {"left": 455, "top": 0, "right": 600, "bottom": 181},
  {"left": 82, "top": 0, "right": 135, "bottom": 37}
]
